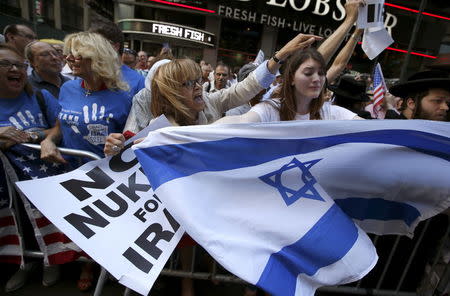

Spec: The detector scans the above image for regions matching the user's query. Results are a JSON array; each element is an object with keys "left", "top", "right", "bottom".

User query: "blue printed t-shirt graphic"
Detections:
[
  {"left": 259, "top": 158, "right": 324, "bottom": 206},
  {"left": 0, "top": 90, "right": 60, "bottom": 131},
  {"left": 58, "top": 80, "right": 133, "bottom": 157}
]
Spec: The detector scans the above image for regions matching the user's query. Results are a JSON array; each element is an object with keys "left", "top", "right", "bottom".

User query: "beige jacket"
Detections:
[{"left": 124, "top": 61, "right": 274, "bottom": 132}]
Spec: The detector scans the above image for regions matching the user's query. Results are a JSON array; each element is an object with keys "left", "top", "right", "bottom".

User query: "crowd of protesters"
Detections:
[{"left": 0, "top": 0, "right": 449, "bottom": 294}]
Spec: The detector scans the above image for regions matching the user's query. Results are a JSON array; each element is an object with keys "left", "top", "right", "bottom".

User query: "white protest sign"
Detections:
[
  {"left": 362, "top": 26, "right": 394, "bottom": 60},
  {"left": 16, "top": 116, "right": 184, "bottom": 295},
  {"left": 357, "top": 0, "right": 394, "bottom": 60},
  {"left": 357, "top": 0, "right": 384, "bottom": 29}
]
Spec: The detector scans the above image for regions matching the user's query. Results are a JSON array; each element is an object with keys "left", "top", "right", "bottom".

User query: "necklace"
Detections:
[{"left": 81, "top": 80, "right": 107, "bottom": 96}]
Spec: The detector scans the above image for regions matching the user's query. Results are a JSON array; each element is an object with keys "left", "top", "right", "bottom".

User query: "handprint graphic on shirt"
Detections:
[
  {"left": 9, "top": 110, "right": 44, "bottom": 130},
  {"left": 63, "top": 103, "right": 113, "bottom": 145}
]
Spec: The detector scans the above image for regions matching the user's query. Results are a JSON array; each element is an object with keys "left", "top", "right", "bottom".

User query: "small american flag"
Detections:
[
  {"left": 372, "top": 63, "right": 387, "bottom": 118},
  {"left": 2, "top": 145, "right": 87, "bottom": 265}
]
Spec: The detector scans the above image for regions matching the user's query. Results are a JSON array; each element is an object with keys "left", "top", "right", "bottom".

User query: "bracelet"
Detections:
[{"left": 352, "top": 34, "right": 362, "bottom": 42}]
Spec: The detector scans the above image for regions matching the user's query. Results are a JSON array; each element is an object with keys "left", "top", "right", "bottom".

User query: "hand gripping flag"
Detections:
[{"left": 133, "top": 120, "right": 449, "bottom": 296}]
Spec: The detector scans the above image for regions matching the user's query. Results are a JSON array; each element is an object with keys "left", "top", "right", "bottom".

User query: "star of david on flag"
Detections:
[{"left": 259, "top": 158, "right": 323, "bottom": 206}]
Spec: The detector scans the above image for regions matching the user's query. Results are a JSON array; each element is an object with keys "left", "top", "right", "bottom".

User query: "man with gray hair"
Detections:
[
  {"left": 136, "top": 50, "right": 148, "bottom": 70},
  {"left": 4, "top": 24, "right": 37, "bottom": 75},
  {"left": 25, "top": 41, "right": 69, "bottom": 98},
  {"left": 3, "top": 24, "right": 37, "bottom": 57}
]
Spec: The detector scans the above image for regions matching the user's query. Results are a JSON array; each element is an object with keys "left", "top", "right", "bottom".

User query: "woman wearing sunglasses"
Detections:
[
  {"left": 55, "top": 32, "right": 131, "bottom": 159},
  {"left": 44, "top": 32, "right": 133, "bottom": 291}
]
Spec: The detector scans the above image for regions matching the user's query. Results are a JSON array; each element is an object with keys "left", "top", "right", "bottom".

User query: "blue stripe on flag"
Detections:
[
  {"left": 335, "top": 198, "right": 421, "bottom": 226},
  {"left": 256, "top": 204, "right": 358, "bottom": 296},
  {"left": 135, "top": 129, "right": 449, "bottom": 190}
]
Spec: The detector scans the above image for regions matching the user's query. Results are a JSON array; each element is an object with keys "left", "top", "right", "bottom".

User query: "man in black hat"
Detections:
[
  {"left": 389, "top": 70, "right": 450, "bottom": 121},
  {"left": 329, "top": 74, "right": 373, "bottom": 119}
]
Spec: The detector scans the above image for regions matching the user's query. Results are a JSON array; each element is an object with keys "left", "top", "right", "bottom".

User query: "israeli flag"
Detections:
[{"left": 133, "top": 120, "right": 449, "bottom": 296}]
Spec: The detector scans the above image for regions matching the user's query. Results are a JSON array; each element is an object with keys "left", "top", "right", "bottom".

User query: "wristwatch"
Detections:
[
  {"left": 29, "top": 132, "right": 39, "bottom": 142},
  {"left": 27, "top": 130, "right": 46, "bottom": 143},
  {"left": 272, "top": 52, "right": 285, "bottom": 65}
]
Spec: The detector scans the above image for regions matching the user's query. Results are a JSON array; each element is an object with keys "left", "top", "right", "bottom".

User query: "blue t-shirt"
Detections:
[
  {"left": 58, "top": 79, "right": 133, "bottom": 157},
  {"left": 1, "top": 91, "right": 68, "bottom": 180},
  {"left": 121, "top": 65, "right": 145, "bottom": 99},
  {"left": 0, "top": 90, "right": 60, "bottom": 131}
]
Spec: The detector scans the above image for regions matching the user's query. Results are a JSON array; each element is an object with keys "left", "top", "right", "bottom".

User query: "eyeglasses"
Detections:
[
  {"left": 0, "top": 60, "right": 28, "bottom": 70},
  {"left": 183, "top": 77, "right": 202, "bottom": 89},
  {"left": 123, "top": 48, "right": 137, "bottom": 56},
  {"left": 66, "top": 53, "right": 83, "bottom": 62},
  {"left": 37, "top": 50, "right": 60, "bottom": 58}
]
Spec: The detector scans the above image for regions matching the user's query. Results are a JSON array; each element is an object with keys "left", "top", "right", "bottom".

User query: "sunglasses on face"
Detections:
[
  {"left": 0, "top": 59, "right": 28, "bottom": 71},
  {"left": 65, "top": 53, "right": 83, "bottom": 62},
  {"left": 123, "top": 48, "right": 137, "bottom": 56},
  {"left": 182, "top": 77, "right": 202, "bottom": 89}
]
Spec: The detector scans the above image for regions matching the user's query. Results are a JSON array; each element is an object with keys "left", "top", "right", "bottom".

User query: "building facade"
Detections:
[{"left": 1, "top": 0, "right": 450, "bottom": 78}]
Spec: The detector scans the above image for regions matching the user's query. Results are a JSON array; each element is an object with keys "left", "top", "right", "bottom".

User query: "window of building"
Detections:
[
  {"left": 60, "top": 0, "right": 83, "bottom": 32},
  {"left": 0, "top": 0, "right": 21, "bottom": 17}
]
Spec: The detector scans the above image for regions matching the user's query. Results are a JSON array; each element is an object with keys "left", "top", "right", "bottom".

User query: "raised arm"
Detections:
[
  {"left": 209, "top": 33, "right": 323, "bottom": 114},
  {"left": 327, "top": 29, "right": 363, "bottom": 84},
  {"left": 318, "top": 0, "right": 365, "bottom": 65},
  {"left": 267, "top": 33, "right": 323, "bottom": 74}
]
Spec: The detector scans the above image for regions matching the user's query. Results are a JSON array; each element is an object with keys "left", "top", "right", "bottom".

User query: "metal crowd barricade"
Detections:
[
  {"left": 143, "top": 217, "right": 450, "bottom": 296},
  {"left": 10, "top": 144, "right": 450, "bottom": 296}
]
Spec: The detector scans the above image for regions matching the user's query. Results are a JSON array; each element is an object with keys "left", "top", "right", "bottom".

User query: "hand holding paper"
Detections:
[{"left": 357, "top": 0, "right": 394, "bottom": 60}]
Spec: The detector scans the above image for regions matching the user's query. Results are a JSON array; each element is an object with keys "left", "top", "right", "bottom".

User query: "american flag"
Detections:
[
  {"left": 2, "top": 145, "right": 87, "bottom": 265},
  {"left": 0, "top": 154, "right": 23, "bottom": 265},
  {"left": 372, "top": 63, "right": 387, "bottom": 118}
]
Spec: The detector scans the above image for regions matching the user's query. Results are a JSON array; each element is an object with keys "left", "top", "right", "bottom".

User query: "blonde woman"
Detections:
[{"left": 56, "top": 32, "right": 131, "bottom": 158}]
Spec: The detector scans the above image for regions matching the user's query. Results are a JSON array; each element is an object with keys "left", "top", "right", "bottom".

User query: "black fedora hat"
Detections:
[
  {"left": 389, "top": 70, "right": 450, "bottom": 99},
  {"left": 328, "top": 75, "right": 370, "bottom": 102}
]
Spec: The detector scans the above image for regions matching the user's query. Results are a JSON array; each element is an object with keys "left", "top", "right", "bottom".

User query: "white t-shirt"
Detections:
[{"left": 250, "top": 99, "right": 356, "bottom": 122}]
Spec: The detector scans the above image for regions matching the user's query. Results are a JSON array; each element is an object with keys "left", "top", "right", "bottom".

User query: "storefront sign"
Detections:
[
  {"left": 118, "top": 19, "right": 216, "bottom": 47},
  {"left": 218, "top": 4, "right": 397, "bottom": 37}
]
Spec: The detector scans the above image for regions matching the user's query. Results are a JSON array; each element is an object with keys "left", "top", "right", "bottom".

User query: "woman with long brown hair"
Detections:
[{"left": 214, "top": 47, "right": 361, "bottom": 125}]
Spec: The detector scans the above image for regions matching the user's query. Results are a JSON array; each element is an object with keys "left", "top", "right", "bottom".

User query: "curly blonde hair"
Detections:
[
  {"left": 151, "top": 59, "right": 202, "bottom": 126},
  {"left": 63, "top": 32, "right": 129, "bottom": 91}
]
